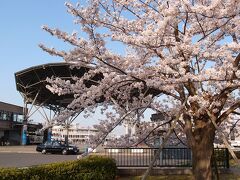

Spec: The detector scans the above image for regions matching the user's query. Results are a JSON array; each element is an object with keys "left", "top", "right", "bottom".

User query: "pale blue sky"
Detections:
[
  {"left": 0, "top": 0, "right": 79, "bottom": 105},
  {"left": 0, "top": 0, "right": 98, "bottom": 125}
]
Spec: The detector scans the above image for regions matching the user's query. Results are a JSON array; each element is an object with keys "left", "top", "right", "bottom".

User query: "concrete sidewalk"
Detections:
[
  {"left": 0, "top": 145, "right": 37, "bottom": 153},
  {"left": 230, "top": 167, "right": 240, "bottom": 176}
]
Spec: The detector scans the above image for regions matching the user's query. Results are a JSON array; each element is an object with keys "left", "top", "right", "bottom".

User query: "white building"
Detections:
[
  {"left": 51, "top": 124, "right": 98, "bottom": 144},
  {"left": 229, "top": 125, "right": 240, "bottom": 147}
]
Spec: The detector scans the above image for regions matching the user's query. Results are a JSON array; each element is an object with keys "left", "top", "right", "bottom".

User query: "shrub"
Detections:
[{"left": 0, "top": 156, "right": 116, "bottom": 180}]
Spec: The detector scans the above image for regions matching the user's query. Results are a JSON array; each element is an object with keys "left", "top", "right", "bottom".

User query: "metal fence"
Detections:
[{"left": 104, "top": 148, "right": 229, "bottom": 168}]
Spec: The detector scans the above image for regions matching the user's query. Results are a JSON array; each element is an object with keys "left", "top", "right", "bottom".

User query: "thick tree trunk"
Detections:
[{"left": 190, "top": 125, "right": 215, "bottom": 180}]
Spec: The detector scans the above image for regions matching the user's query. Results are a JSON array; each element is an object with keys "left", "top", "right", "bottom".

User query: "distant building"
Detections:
[
  {"left": 51, "top": 124, "right": 98, "bottom": 144},
  {"left": 227, "top": 121, "right": 240, "bottom": 147}
]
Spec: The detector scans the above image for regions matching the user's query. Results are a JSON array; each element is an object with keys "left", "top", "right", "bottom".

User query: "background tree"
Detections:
[{"left": 40, "top": 0, "right": 240, "bottom": 179}]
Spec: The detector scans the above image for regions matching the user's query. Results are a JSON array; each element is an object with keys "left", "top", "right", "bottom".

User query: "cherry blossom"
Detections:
[{"left": 40, "top": 1, "right": 240, "bottom": 179}]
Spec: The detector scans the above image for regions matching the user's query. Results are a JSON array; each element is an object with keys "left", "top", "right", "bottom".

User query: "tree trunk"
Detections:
[{"left": 190, "top": 125, "right": 215, "bottom": 180}]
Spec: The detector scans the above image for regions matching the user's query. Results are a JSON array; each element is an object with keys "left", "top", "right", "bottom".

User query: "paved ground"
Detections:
[
  {"left": 0, "top": 153, "right": 78, "bottom": 168},
  {"left": 0, "top": 145, "right": 78, "bottom": 168},
  {"left": 0, "top": 145, "right": 103, "bottom": 168}
]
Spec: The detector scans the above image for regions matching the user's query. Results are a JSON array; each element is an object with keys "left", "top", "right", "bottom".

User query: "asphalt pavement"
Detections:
[
  {"left": 0, "top": 145, "right": 105, "bottom": 168},
  {"left": 0, "top": 153, "right": 78, "bottom": 168},
  {"left": 0, "top": 145, "right": 78, "bottom": 168}
]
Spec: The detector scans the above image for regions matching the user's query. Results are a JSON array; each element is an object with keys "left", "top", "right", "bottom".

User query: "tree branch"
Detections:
[{"left": 217, "top": 101, "right": 240, "bottom": 124}]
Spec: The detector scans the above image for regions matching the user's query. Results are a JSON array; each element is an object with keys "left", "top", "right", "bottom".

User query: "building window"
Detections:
[
  {"left": 2, "top": 112, "right": 7, "bottom": 120},
  {"left": 13, "top": 114, "right": 18, "bottom": 122},
  {"left": 0, "top": 111, "right": 2, "bottom": 119},
  {"left": 16, "top": 114, "right": 23, "bottom": 122}
]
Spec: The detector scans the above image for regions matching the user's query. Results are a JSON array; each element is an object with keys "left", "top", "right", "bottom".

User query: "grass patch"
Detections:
[
  {"left": 230, "top": 159, "right": 240, "bottom": 168},
  {"left": 117, "top": 175, "right": 192, "bottom": 180},
  {"left": 117, "top": 174, "right": 240, "bottom": 180}
]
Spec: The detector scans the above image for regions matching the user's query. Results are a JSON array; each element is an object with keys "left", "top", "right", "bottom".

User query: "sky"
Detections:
[{"left": 0, "top": 0, "right": 76, "bottom": 104}]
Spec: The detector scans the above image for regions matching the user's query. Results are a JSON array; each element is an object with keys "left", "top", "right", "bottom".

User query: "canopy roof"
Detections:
[
  {"left": 15, "top": 62, "right": 161, "bottom": 111},
  {"left": 15, "top": 62, "right": 101, "bottom": 109}
]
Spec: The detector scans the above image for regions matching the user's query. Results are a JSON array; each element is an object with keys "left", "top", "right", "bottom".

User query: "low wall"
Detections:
[{"left": 117, "top": 167, "right": 230, "bottom": 176}]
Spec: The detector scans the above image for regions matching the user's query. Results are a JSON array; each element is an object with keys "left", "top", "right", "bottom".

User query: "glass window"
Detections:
[
  {"left": 0, "top": 111, "right": 3, "bottom": 120},
  {"left": 44, "top": 142, "right": 52, "bottom": 146},
  {"left": 2, "top": 112, "right": 7, "bottom": 120},
  {"left": 8, "top": 112, "right": 13, "bottom": 121},
  {"left": 0, "top": 111, "right": 18, "bottom": 121},
  {"left": 52, "top": 141, "right": 60, "bottom": 146},
  {"left": 13, "top": 114, "right": 18, "bottom": 121},
  {"left": 17, "top": 115, "right": 24, "bottom": 123}
]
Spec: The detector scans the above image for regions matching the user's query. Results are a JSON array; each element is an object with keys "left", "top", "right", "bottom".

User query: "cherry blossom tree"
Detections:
[{"left": 40, "top": 0, "right": 240, "bottom": 179}]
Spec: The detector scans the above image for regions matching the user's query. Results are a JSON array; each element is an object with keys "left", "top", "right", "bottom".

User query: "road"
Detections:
[
  {"left": 0, "top": 153, "right": 78, "bottom": 168},
  {"left": 0, "top": 145, "right": 107, "bottom": 168}
]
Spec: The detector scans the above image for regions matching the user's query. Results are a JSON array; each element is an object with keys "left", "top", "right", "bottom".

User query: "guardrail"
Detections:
[{"left": 105, "top": 147, "right": 229, "bottom": 168}]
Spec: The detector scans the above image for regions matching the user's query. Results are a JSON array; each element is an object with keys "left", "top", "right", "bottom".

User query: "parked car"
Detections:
[{"left": 36, "top": 140, "right": 79, "bottom": 155}]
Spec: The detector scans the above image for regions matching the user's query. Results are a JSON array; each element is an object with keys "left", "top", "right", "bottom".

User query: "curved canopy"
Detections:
[
  {"left": 15, "top": 62, "right": 101, "bottom": 110},
  {"left": 15, "top": 62, "right": 161, "bottom": 111}
]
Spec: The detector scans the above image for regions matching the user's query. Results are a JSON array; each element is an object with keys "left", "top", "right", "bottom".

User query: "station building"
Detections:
[
  {"left": 0, "top": 101, "right": 24, "bottom": 145},
  {"left": 0, "top": 101, "right": 43, "bottom": 145}
]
